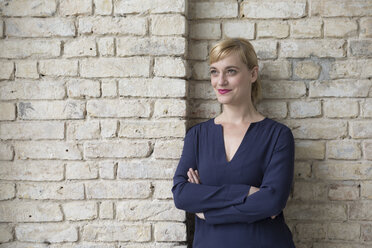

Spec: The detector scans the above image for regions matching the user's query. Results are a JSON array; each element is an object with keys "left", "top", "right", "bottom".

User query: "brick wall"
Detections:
[{"left": 0, "top": 0, "right": 371, "bottom": 247}]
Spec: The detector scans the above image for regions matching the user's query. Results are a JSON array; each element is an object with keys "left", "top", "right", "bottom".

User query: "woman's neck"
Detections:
[{"left": 218, "top": 102, "right": 264, "bottom": 124}]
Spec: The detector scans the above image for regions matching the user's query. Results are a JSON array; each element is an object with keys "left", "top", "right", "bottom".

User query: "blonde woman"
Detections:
[{"left": 172, "top": 38, "right": 295, "bottom": 247}]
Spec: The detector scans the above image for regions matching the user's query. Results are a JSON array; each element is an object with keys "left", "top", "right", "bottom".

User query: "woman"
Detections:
[{"left": 172, "top": 38, "right": 295, "bottom": 248}]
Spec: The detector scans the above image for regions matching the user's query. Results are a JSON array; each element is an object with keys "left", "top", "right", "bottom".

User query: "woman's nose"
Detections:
[{"left": 217, "top": 72, "right": 227, "bottom": 85}]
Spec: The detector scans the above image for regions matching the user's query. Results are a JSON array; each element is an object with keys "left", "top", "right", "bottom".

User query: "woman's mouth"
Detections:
[{"left": 218, "top": 89, "right": 232, "bottom": 94}]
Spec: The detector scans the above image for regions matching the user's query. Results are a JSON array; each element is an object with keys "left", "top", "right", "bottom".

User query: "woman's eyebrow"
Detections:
[{"left": 209, "top": 65, "right": 240, "bottom": 69}]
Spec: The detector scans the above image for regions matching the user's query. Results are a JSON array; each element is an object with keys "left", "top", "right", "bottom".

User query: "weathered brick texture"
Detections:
[{"left": 0, "top": 0, "right": 371, "bottom": 247}]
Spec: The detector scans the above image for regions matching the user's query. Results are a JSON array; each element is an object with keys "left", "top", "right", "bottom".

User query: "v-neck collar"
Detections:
[{"left": 211, "top": 117, "right": 267, "bottom": 164}]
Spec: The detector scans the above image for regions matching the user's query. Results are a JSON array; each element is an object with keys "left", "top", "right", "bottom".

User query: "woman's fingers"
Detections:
[{"left": 188, "top": 168, "right": 201, "bottom": 184}]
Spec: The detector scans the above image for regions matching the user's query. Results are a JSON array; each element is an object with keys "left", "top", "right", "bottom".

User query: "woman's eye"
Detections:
[
  {"left": 210, "top": 70, "right": 218, "bottom": 76},
  {"left": 227, "top": 69, "right": 237, "bottom": 74}
]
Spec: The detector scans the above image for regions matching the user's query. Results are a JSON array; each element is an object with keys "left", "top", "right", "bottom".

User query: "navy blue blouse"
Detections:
[{"left": 172, "top": 117, "right": 296, "bottom": 248}]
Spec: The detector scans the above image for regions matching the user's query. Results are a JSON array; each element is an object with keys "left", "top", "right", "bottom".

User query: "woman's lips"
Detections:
[{"left": 218, "top": 89, "right": 232, "bottom": 94}]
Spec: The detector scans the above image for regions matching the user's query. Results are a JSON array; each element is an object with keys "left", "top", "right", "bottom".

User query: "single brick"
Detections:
[
  {"left": 0, "top": 202, "right": 62, "bottom": 222},
  {"left": 67, "top": 79, "right": 101, "bottom": 98},
  {"left": 192, "top": 61, "right": 209, "bottom": 80},
  {"left": 0, "top": 224, "right": 12, "bottom": 242},
  {"left": 98, "top": 161, "right": 116, "bottom": 179},
  {"left": 0, "top": 103, "right": 16, "bottom": 121},
  {"left": 0, "top": 183, "right": 15, "bottom": 200},
  {"left": 188, "top": 41, "right": 208, "bottom": 60},
  {"left": 94, "top": 0, "right": 113, "bottom": 15},
  {"left": 189, "top": 22, "right": 221, "bottom": 40},
  {"left": 257, "top": 21, "right": 289, "bottom": 39},
  {"left": 118, "top": 78, "right": 186, "bottom": 98},
  {"left": 330, "top": 59, "right": 372, "bottom": 79},
  {"left": 15, "top": 223, "right": 77, "bottom": 242},
  {"left": 324, "top": 18, "right": 358, "bottom": 38},
  {"left": 84, "top": 140, "right": 151, "bottom": 158},
  {"left": 0, "top": 142, "right": 14, "bottom": 161},
  {"left": 151, "top": 15, "right": 186, "bottom": 36},
  {"left": 85, "top": 181, "right": 151, "bottom": 199},
  {"left": 189, "top": 1, "right": 238, "bottom": 19},
  {"left": 291, "top": 18, "right": 322, "bottom": 38},
  {"left": 284, "top": 203, "right": 347, "bottom": 221},
  {"left": 0, "top": 0, "right": 57, "bottom": 16},
  {"left": 327, "top": 222, "right": 360, "bottom": 241},
  {"left": 100, "top": 119, "right": 118, "bottom": 138},
  {"left": 223, "top": 21, "right": 255, "bottom": 39},
  {"left": 349, "top": 202, "right": 372, "bottom": 220},
  {"left": 66, "top": 120, "right": 100, "bottom": 140},
  {"left": 154, "top": 99, "right": 187, "bottom": 118},
  {"left": 98, "top": 37, "right": 114, "bottom": 56},
  {"left": 188, "top": 100, "right": 221, "bottom": 119},
  {"left": 261, "top": 81, "right": 306, "bottom": 99},
  {"left": 250, "top": 40, "right": 278, "bottom": 59},
  {"left": 350, "top": 40, "right": 372, "bottom": 57},
  {"left": 78, "top": 16, "right": 146, "bottom": 35},
  {"left": 59, "top": 0, "right": 92, "bottom": 15},
  {"left": 99, "top": 201, "right": 114, "bottom": 219},
  {"left": 15, "top": 60, "right": 39, "bottom": 79},
  {"left": 328, "top": 184, "right": 359, "bottom": 201},
  {"left": 364, "top": 142, "right": 372, "bottom": 160},
  {"left": 361, "top": 181, "right": 372, "bottom": 199},
  {"left": 154, "top": 57, "right": 186, "bottom": 77},
  {"left": 293, "top": 61, "right": 321, "bottom": 79},
  {"left": 310, "top": 80, "right": 371, "bottom": 98},
  {"left": 0, "top": 121, "right": 64, "bottom": 140},
  {"left": 101, "top": 79, "right": 117, "bottom": 98},
  {"left": 64, "top": 37, "right": 96, "bottom": 57},
  {"left": 289, "top": 100, "right": 321, "bottom": 118},
  {"left": 316, "top": 0, "right": 372, "bottom": 17},
  {"left": 66, "top": 161, "right": 99, "bottom": 179},
  {"left": 39, "top": 59, "right": 78, "bottom": 76},
  {"left": 87, "top": 99, "right": 151, "bottom": 118},
  {"left": 15, "top": 141, "right": 82, "bottom": 160},
  {"left": 17, "top": 100, "right": 85, "bottom": 120},
  {"left": 154, "top": 222, "right": 186, "bottom": 242},
  {"left": 62, "top": 201, "right": 97, "bottom": 220},
  {"left": 361, "top": 99, "right": 372, "bottom": 117},
  {"left": 0, "top": 60, "right": 14, "bottom": 79},
  {"left": 0, "top": 39, "right": 60, "bottom": 59},
  {"left": 280, "top": 40, "right": 345, "bottom": 58},
  {"left": 294, "top": 161, "right": 311, "bottom": 179},
  {"left": 153, "top": 180, "right": 173, "bottom": 199},
  {"left": 327, "top": 140, "right": 361, "bottom": 160},
  {"left": 153, "top": 139, "right": 184, "bottom": 159},
  {"left": 295, "top": 223, "right": 326, "bottom": 241},
  {"left": 118, "top": 120, "right": 185, "bottom": 138},
  {"left": 114, "top": 0, "right": 185, "bottom": 14},
  {"left": 259, "top": 60, "right": 291, "bottom": 79},
  {"left": 117, "top": 159, "right": 177, "bottom": 179},
  {"left": 294, "top": 140, "right": 325, "bottom": 160},
  {"left": 323, "top": 99, "right": 359, "bottom": 118},
  {"left": 350, "top": 121, "right": 372, "bottom": 138},
  {"left": 293, "top": 181, "right": 327, "bottom": 201},
  {"left": 80, "top": 57, "right": 150, "bottom": 77},
  {"left": 17, "top": 182, "right": 84, "bottom": 200},
  {"left": 6, "top": 18, "right": 75, "bottom": 37},
  {"left": 313, "top": 161, "right": 372, "bottom": 180},
  {"left": 241, "top": 0, "right": 306, "bottom": 19},
  {"left": 284, "top": 119, "right": 347, "bottom": 139},
  {"left": 256, "top": 100, "right": 287, "bottom": 119},
  {"left": 189, "top": 81, "right": 216, "bottom": 100},
  {"left": 360, "top": 17, "right": 372, "bottom": 38}
]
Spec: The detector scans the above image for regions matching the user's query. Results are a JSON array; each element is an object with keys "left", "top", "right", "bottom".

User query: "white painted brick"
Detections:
[
  {"left": 154, "top": 222, "right": 186, "bottom": 242},
  {"left": 67, "top": 79, "right": 101, "bottom": 98},
  {"left": 295, "top": 141, "right": 325, "bottom": 160},
  {"left": 0, "top": 183, "right": 15, "bottom": 200},
  {"left": 256, "top": 100, "right": 287, "bottom": 119},
  {"left": 360, "top": 17, "right": 372, "bottom": 38},
  {"left": 324, "top": 99, "right": 359, "bottom": 118},
  {"left": 15, "top": 141, "right": 82, "bottom": 160},
  {"left": 0, "top": 160, "right": 64, "bottom": 181},
  {"left": 310, "top": 80, "right": 371, "bottom": 98},
  {"left": 153, "top": 180, "right": 173, "bottom": 199},
  {"left": 324, "top": 18, "right": 358, "bottom": 38},
  {"left": 0, "top": 103, "right": 16, "bottom": 121},
  {"left": 119, "top": 120, "right": 185, "bottom": 138},
  {"left": 223, "top": 21, "right": 255, "bottom": 39},
  {"left": 315, "top": 0, "right": 372, "bottom": 17},
  {"left": 190, "top": 22, "right": 221, "bottom": 39},
  {"left": 361, "top": 99, "right": 372, "bottom": 117},
  {"left": 189, "top": 81, "right": 216, "bottom": 100},
  {"left": 16, "top": 223, "right": 77, "bottom": 242},
  {"left": 328, "top": 222, "right": 360, "bottom": 241},
  {"left": 261, "top": 80, "right": 306, "bottom": 99},
  {"left": 94, "top": 0, "right": 113, "bottom": 15},
  {"left": 257, "top": 21, "right": 289, "bottom": 39},
  {"left": 291, "top": 18, "right": 322, "bottom": 38},
  {"left": 119, "top": 78, "right": 186, "bottom": 98},
  {"left": 284, "top": 119, "right": 347, "bottom": 139},
  {"left": 79, "top": 16, "right": 146, "bottom": 35},
  {"left": 285, "top": 203, "right": 347, "bottom": 221},
  {"left": 0, "top": 61, "right": 14, "bottom": 79},
  {"left": 100, "top": 119, "right": 118, "bottom": 138},
  {"left": 15, "top": 60, "right": 39, "bottom": 79},
  {"left": 114, "top": 0, "right": 185, "bottom": 14},
  {"left": 293, "top": 181, "right": 328, "bottom": 201},
  {"left": 60, "top": 0, "right": 92, "bottom": 16},
  {"left": 17, "top": 182, "right": 84, "bottom": 200},
  {"left": 80, "top": 57, "right": 150, "bottom": 78},
  {"left": 289, "top": 100, "right": 321, "bottom": 118},
  {"left": 250, "top": 40, "right": 277, "bottom": 59},
  {"left": 101, "top": 79, "right": 117, "bottom": 97},
  {"left": 350, "top": 121, "right": 372, "bottom": 139},
  {"left": 259, "top": 60, "right": 291, "bottom": 79},
  {"left": 64, "top": 37, "right": 97, "bottom": 57},
  {"left": 241, "top": 0, "right": 306, "bottom": 19},
  {"left": 18, "top": 100, "right": 85, "bottom": 120},
  {"left": 39, "top": 59, "right": 78, "bottom": 76},
  {"left": 330, "top": 59, "right": 372, "bottom": 79},
  {"left": 189, "top": 101, "right": 221, "bottom": 118},
  {"left": 294, "top": 161, "right": 311, "bottom": 179},
  {"left": 327, "top": 140, "right": 361, "bottom": 160},
  {"left": 86, "top": 181, "right": 151, "bottom": 199},
  {"left": 0, "top": 79, "right": 65, "bottom": 100},
  {"left": 6, "top": 18, "right": 75, "bottom": 37},
  {"left": 84, "top": 140, "right": 151, "bottom": 158},
  {"left": 280, "top": 40, "right": 345, "bottom": 58},
  {"left": 364, "top": 142, "right": 372, "bottom": 160},
  {"left": 0, "top": 121, "right": 64, "bottom": 140},
  {"left": 98, "top": 37, "right": 114, "bottom": 56},
  {"left": 151, "top": 15, "right": 186, "bottom": 36},
  {"left": 294, "top": 60, "right": 321, "bottom": 79},
  {"left": 350, "top": 40, "right": 372, "bottom": 57},
  {"left": 0, "top": 39, "right": 60, "bottom": 59},
  {"left": 0, "top": 21, "right": 3, "bottom": 37},
  {"left": 66, "top": 161, "right": 99, "bottom": 179},
  {"left": 0, "top": 0, "right": 57, "bottom": 17},
  {"left": 98, "top": 161, "right": 116, "bottom": 179},
  {"left": 62, "top": 201, "right": 97, "bottom": 220},
  {"left": 313, "top": 161, "right": 372, "bottom": 180},
  {"left": 154, "top": 99, "right": 187, "bottom": 118},
  {"left": 190, "top": 1, "right": 238, "bottom": 19},
  {"left": 0, "top": 201, "right": 62, "bottom": 222},
  {"left": 0, "top": 224, "right": 12, "bottom": 242},
  {"left": 154, "top": 139, "right": 183, "bottom": 159},
  {"left": 117, "top": 200, "right": 184, "bottom": 221},
  {"left": 117, "top": 36, "right": 186, "bottom": 56},
  {"left": 117, "top": 159, "right": 177, "bottom": 179},
  {"left": 99, "top": 201, "right": 114, "bottom": 220},
  {"left": 154, "top": 57, "right": 186, "bottom": 77},
  {"left": 67, "top": 120, "right": 100, "bottom": 140},
  {"left": 87, "top": 99, "right": 151, "bottom": 118},
  {"left": 0, "top": 142, "right": 14, "bottom": 161},
  {"left": 188, "top": 41, "right": 208, "bottom": 60},
  {"left": 192, "top": 61, "right": 209, "bottom": 80}
]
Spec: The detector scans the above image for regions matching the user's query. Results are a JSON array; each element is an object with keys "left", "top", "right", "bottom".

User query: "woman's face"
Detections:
[{"left": 210, "top": 52, "right": 258, "bottom": 106}]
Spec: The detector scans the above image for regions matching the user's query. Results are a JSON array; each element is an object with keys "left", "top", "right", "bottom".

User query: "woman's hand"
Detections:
[
  {"left": 248, "top": 186, "right": 277, "bottom": 220},
  {"left": 187, "top": 168, "right": 205, "bottom": 220}
]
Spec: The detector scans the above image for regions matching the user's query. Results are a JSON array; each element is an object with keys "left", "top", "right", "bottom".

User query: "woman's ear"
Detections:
[{"left": 250, "top": 66, "right": 259, "bottom": 83}]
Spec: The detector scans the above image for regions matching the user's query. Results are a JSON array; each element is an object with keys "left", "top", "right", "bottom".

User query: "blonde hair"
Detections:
[{"left": 209, "top": 38, "right": 262, "bottom": 107}]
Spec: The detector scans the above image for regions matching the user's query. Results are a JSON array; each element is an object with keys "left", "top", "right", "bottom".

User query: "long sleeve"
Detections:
[
  {"left": 203, "top": 128, "right": 295, "bottom": 225},
  {"left": 172, "top": 127, "right": 251, "bottom": 213}
]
